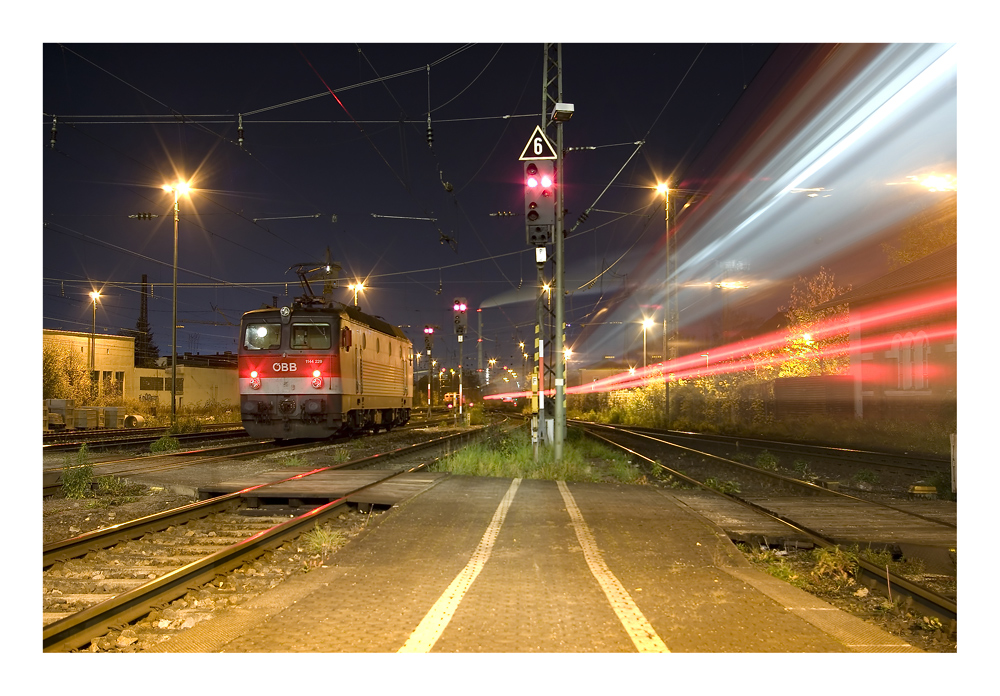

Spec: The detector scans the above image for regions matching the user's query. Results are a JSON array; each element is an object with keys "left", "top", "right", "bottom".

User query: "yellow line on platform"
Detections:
[
  {"left": 557, "top": 480, "right": 670, "bottom": 653},
  {"left": 398, "top": 478, "right": 522, "bottom": 653}
]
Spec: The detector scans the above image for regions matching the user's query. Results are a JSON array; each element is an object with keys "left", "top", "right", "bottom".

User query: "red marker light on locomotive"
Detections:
[{"left": 249, "top": 370, "right": 261, "bottom": 390}]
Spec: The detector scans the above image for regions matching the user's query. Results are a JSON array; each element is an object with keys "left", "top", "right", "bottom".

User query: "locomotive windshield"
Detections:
[
  {"left": 290, "top": 323, "right": 331, "bottom": 350},
  {"left": 243, "top": 322, "right": 281, "bottom": 350}
]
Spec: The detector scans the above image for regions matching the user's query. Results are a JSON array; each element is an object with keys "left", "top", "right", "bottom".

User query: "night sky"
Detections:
[
  {"left": 37, "top": 21, "right": 969, "bottom": 383},
  {"left": 42, "top": 41, "right": 783, "bottom": 369}
]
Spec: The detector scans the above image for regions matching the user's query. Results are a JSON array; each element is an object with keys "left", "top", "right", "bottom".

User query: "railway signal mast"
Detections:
[
  {"left": 521, "top": 44, "right": 572, "bottom": 461},
  {"left": 453, "top": 298, "right": 468, "bottom": 418},
  {"left": 424, "top": 326, "right": 435, "bottom": 415}
]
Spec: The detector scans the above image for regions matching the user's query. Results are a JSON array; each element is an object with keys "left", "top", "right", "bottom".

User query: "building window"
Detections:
[
  {"left": 140, "top": 376, "right": 164, "bottom": 391},
  {"left": 887, "top": 331, "right": 930, "bottom": 391},
  {"left": 912, "top": 331, "right": 930, "bottom": 390}
]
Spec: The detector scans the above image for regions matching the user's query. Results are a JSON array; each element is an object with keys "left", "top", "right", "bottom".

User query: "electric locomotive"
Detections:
[{"left": 238, "top": 295, "right": 412, "bottom": 440}]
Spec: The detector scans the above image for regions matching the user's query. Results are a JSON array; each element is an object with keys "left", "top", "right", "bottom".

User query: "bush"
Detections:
[
  {"left": 61, "top": 444, "right": 93, "bottom": 498},
  {"left": 755, "top": 450, "right": 779, "bottom": 471},
  {"left": 62, "top": 464, "right": 94, "bottom": 499},
  {"left": 150, "top": 435, "right": 181, "bottom": 452},
  {"left": 809, "top": 546, "right": 858, "bottom": 586}
]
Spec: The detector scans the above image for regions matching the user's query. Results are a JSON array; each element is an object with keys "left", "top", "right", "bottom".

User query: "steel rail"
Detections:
[
  {"left": 578, "top": 421, "right": 956, "bottom": 529},
  {"left": 580, "top": 426, "right": 957, "bottom": 625},
  {"left": 43, "top": 426, "right": 483, "bottom": 652},
  {"left": 43, "top": 426, "right": 481, "bottom": 568},
  {"left": 42, "top": 462, "right": 431, "bottom": 652},
  {"left": 568, "top": 419, "right": 949, "bottom": 474},
  {"left": 43, "top": 416, "right": 458, "bottom": 496}
]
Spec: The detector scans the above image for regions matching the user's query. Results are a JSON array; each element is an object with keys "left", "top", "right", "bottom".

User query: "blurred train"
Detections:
[{"left": 238, "top": 293, "right": 412, "bottom": 440}]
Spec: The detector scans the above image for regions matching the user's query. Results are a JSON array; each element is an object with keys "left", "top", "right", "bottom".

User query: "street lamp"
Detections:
[
  {"left": 162, "top": 180, "right": 192, "bottom": 427},
  {"left": 89, "top": 291, "right": 100, "bottom": 380},
  {"left": 349, "top": 282, "right": 364, "bottom": 307}
]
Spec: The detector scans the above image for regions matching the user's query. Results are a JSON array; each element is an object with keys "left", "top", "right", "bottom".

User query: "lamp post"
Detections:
[
  {"left": 349, "top": 282, "right": 364, "bottom": 307},
  {"left": 642, "top": 317, "right": 654, "bottom": 369},
  {"left": 89, "top": 291, "right": 100, "bottom": 383},
  {"left": 656, "top": 182, "right": 674, "bottom": 426},
  {"left": 162, "top": 180, "right": 191, "bottom": 427}
]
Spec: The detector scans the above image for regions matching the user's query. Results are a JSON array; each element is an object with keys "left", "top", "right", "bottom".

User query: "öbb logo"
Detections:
[{"left": 272, "top": 362, "right": 297, "bottom": 372}]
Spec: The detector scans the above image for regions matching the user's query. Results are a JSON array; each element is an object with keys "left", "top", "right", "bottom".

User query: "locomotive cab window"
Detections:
[
  {"left": 243, "top": 323, "right": 281, "bottom": 350},
  {"left": 291, "top": 323, "right": 331, "bottom": 350}
]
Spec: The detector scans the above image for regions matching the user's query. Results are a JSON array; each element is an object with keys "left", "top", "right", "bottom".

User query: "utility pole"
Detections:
[
  {"left": 477, "top": 308, "right": 483, "bottom": 381},
  {"left": 544, "top": 43, "right": 572, "bottom": 461}
]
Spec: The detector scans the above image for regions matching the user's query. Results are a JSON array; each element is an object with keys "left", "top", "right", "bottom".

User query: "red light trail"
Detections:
[{"left": 484, "top": 286, "right": 955, "bottom": 401}]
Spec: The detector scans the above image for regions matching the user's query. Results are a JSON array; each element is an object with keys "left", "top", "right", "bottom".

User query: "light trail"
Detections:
[
  {"left": 569, "top": 43, "right": 956, "bottom": 366},
  {"left": 484, "top": 286, "right": 955, "bottom": 401}
]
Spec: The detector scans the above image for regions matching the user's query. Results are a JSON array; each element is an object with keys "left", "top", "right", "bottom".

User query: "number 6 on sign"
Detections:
[{"left": 519, "top": 125, "right": 557, "bottom": 161}]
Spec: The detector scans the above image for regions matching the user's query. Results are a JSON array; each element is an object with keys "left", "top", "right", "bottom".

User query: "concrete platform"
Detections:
[
  {"left": 197, "top": 467, "right": 449, "bottom": 507},
  {"left": 151, "top": 476, "right": 920, "bottom": 653}
]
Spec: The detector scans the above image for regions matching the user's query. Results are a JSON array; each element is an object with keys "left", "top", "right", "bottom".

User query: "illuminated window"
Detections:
[
  {"left": 888, "top": 331, "right": 930, "bottom": 391},
  {"left": 243, "top": 323, "right": 281, "bottom": 351}
]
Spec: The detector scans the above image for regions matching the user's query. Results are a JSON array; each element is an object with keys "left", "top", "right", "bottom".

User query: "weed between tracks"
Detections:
[
  {"left": 59, "top": 445, "right": 147, "bottom": 507},
  {"left": 299, "top": 524, "right": 348, "bottom": 566},
  {"left": 740, "top": 543, "right": 956, "bottom": 651}
]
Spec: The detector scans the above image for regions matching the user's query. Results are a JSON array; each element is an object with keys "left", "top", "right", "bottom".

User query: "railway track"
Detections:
[
  {"left": 43, "top": 416, "right": 457, "bottom": 497},
  {"left": 576, "top": 422, "right": 957, "bottom": 626},
  {"left": 42, "top": 423, "right": 247, "bottom": 452},
  {"left": 42, "top": 425, "right": 483, "bottom": 652},
  {"left": 568, "top": 419, "right": 950, "bottom": 479}
]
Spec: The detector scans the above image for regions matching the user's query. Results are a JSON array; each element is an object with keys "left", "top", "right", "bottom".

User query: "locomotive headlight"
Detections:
[
  {"left": 280, "top": 306, "right": 290, "bottom": 318},
  {"left": 311, "top": 375, "right": 323, "bottom": 389},
  {"left": 312, "top": 370, "right": 321, "bottom": 378},
  {"left": 249, "top": 370, "right": 261, "bottom": 390}
]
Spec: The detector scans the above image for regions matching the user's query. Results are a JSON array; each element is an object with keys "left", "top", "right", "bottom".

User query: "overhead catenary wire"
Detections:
[{"left": 45, "top": 43, "right": 727, "bottom": 349}]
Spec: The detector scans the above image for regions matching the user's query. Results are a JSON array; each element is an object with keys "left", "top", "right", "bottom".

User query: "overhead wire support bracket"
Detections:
[
  {"left": 252, "top": 214, "right": 324, "bottom": 223},
  {"left": 370, "top": 214, "right": 439, "bottom": 221}
]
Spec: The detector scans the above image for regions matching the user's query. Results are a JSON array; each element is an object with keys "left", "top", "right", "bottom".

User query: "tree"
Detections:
[
  {"left": 42, "top": 344, "right": 95, "bottom": 404},
  {"left": 121, "top": 320, "right": 159, "bottom": 368},
  {"left": 779, "top": 267, "right": 851, "bottom": 377}
]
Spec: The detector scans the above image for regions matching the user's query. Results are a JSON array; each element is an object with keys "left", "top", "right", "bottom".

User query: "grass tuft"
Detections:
[{"left": 434, "top": 427, "right": 641, "bottom": 483}]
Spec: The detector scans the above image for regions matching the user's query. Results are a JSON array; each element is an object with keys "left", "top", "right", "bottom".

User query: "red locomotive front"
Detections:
[{"left": 239, "top": 303, "right": 411, "bottom": 440}]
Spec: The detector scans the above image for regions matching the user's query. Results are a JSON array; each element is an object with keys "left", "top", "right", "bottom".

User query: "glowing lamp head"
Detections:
[{"left": 540, "top": 175, "right": 553, "bottom": 188}]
